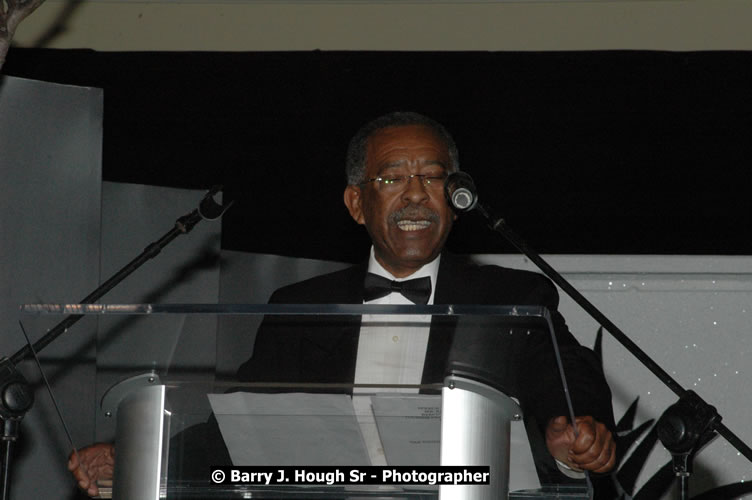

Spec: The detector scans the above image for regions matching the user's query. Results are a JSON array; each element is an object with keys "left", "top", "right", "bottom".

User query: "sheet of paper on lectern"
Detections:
[
  {"left": 371, "top": 394, "right": 540, "bottom": 491},
  {"left": 371, "top": 394, "right": 441, "bottom": 466},
  {"left": 209, "top": 392, "right": 370, "bottom": 465}
]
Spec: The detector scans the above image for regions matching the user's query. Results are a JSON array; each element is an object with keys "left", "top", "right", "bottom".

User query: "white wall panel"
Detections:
[{"left": 475, "top": 254, "right": 752, "bottom": 497}]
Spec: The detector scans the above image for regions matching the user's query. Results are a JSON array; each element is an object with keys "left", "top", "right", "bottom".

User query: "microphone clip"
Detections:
[
  {"left": 176, "top": 185, "right": 234, "bottom": 234},
  {"left": 198, "top": 185, "right": 235, "bottom": 221}
]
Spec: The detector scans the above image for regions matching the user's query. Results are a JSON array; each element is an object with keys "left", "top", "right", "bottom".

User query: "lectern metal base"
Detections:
[{"left": 440, "top": 375, "right": 523, "bottom": 500}]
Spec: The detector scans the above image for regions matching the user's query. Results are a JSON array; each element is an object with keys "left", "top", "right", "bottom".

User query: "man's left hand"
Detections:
[{"left": 545, "top": 415, "right": 616, "bottom": 474}]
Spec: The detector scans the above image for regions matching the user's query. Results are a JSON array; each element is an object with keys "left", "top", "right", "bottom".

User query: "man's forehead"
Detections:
[
  {"left": 378, "top": 158, "right": 448, "bottom": 171},
  {"left": 365, "top": 125, "right": 451, "bottom": 167}
]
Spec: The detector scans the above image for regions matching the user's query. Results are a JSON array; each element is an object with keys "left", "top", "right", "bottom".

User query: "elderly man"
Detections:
[{"left": 70, "top": 111, "right": 616, "bottom": 496}]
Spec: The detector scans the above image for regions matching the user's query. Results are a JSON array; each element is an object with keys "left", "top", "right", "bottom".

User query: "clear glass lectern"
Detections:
[{"left": 22, "top": 303, "right": 592, "bottom": 500}]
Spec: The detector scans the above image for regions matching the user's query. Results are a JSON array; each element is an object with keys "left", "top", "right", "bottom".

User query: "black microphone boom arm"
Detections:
[
  {"left": 475, "top": 200, "right": 750, "bottom": 460},
  {"left": 446, "top": 169, "right": 747, "bottom": 497}
]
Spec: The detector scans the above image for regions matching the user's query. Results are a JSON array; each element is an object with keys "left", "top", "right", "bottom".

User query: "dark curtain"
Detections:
[{"left": 5, "top": 49, "right": 752, "bottom": 261}]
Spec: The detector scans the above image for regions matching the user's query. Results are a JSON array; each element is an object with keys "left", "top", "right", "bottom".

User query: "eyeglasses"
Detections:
[{"left": 360, "top": 173, "right": 448, "bottom": 192}]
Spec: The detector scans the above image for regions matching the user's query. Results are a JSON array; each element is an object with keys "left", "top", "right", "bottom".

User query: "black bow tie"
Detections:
[{"left": 363, "top": 273, "right": 432, "bottom": 305}]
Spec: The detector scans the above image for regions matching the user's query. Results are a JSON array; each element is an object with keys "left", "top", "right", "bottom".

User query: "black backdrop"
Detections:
[{"left": 5, "top": 48, "right": 752, "bottom": 262}]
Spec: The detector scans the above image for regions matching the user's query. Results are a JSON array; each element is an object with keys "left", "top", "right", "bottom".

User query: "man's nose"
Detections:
[{"left": 402, "top": 175, "right": 429, "bottom": 203}]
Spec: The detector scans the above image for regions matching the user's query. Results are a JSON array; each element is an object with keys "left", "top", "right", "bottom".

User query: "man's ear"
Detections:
[{"left": 344, "top": 185, "right": 366, "bottom": 225}]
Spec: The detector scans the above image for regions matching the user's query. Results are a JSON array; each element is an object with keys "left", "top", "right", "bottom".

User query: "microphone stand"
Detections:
[
  {"left": 451, "top": 178, "right": 752, "bottom": 499},
  {"left": 0, "top": 186, "right": 232, "bottom": 500}
]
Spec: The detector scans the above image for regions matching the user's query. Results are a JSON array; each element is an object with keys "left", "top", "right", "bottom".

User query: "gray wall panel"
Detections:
[{"left": 0, "top": 76, "right": 102, "bottom": 499}]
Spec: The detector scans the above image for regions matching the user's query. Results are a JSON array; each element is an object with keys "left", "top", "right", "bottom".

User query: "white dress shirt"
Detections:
[{"left": 352, "top": 247, "right": 440, "bottom": 465}]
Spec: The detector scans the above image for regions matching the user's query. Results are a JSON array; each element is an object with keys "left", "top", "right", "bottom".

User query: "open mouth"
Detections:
[{"left": 397, "top": 220, "right": 432, "bottom": 231}]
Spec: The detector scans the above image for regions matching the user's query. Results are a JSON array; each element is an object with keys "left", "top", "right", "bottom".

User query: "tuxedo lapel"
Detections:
[
  {"left": 329, "top": 263, "right": 368, "bottom": 304},
  {"left": 421, "top": 253, "right": 465, "bottom": 384},
  {"left": 298, "top": 264, "right": 366, "bottom": 384}
]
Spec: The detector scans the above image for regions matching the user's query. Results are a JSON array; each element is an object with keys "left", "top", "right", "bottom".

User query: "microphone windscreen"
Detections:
[{"left": 444, "top": 172, "right": 478, "bottom": 213}]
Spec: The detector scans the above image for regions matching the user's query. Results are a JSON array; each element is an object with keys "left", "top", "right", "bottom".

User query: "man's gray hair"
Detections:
[{"left": 345, "top": 111, "right": 460, "bottom": 185}]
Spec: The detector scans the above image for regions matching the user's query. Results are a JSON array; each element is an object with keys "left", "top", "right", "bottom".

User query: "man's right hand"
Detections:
[{"left": 67, "top": 442, "right": 115, "bottom": 497}]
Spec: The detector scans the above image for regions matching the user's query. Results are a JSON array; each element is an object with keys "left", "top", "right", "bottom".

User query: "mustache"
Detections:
[{"left": 388, "top": 205, "right": 440, "bottom": 225}]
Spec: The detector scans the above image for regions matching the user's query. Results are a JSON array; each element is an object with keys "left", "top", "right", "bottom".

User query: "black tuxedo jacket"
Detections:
[
  {"left": 236, "top": 253, "right": 614, "bottom": 432},
  {"left": 173, "top": 254, "right": 615, "bottom": 487}
]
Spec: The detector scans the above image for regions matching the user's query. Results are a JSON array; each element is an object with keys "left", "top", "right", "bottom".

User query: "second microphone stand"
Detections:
[{"left": 0, "top": 186, "right": 232, "bottom": 500}]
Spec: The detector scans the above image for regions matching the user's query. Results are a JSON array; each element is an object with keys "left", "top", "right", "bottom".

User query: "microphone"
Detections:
[{"left": 444, "top": 172, "right": 478, "bottom": 213}]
